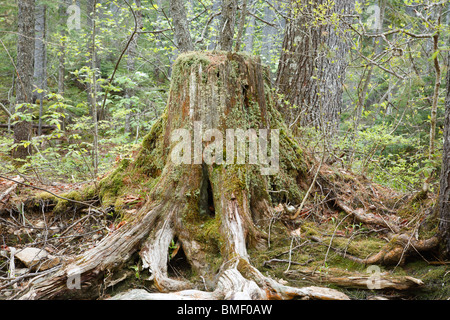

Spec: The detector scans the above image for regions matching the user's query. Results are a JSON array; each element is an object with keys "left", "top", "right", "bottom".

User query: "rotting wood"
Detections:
[
  {"left": 12, "top": 52, "right": 349, "bottom": 301},
  {"left": 285, "top": 268, "right": 424, "bottom": 290}
]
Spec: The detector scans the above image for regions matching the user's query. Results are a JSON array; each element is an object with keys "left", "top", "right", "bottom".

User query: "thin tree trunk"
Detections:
[
  {"left": 125, "top": 0, "right": 143, "bottom": 136},
  {"left": 428, "top": 30, "right": 442, "bottom": 160},
  {"left": 438, "top": 51, "right": 450, "bottom": 257},
  {"left": 90, "top": 0, "right": 99, "bottom": 177},
  {"left": 218, "top": 0, "right": 237, "bottom": 51},
  {"left": 58, "top": 1, "right": 69, "bottom": 131},
  {"left": 86, "top": 0, "right": 101, "bottom": 118},
  {"left": 260, "top": 4, "right": 275, "bottom": 63},
  {"left": 348, "top": 0, "right": 386, "bottom": 167},
  {"left": 208, "top": 0, "right": 221, "bottom": 50},
  {"left": 34, "top": 4, "right": 47, "bottom": 136},
  {"left": 169, "top": 0, "right": 193, "bottom": 53},
  {"left": 13, "top": 0, "right": 35, "bottom": 162},
  {"left": 234, "top": 0, "right": 247, "bottom": 52}
]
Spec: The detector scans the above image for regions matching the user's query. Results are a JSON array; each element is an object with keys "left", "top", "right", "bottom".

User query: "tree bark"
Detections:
[
  {"left": 234, "top": 0, "right": 247, "bottom": 52},
  {"left": 438, "top": 51, "right": 450, "bottom": 257},
  {"left": 34, "top": 4, "right": 47, "bottom": 136},
  {"left": 124, "top": 0, "right": 143, "bottom": 135},
  {"left": 13, "top": 0, "right": 35, "bottom": 162},
  {"left": 169, "top": 0, "right": 193, "bottom": 53},
  {"left": 275, "top": 0, "right": 354, "bottom": 135},
  {"left": 218, "top": 0, "right": 237, "bottom": 51}
]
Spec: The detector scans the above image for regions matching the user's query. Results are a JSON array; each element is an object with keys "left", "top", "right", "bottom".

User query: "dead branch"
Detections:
[{"left": 285, "top": 267, "right": 425, "bottom": 290}]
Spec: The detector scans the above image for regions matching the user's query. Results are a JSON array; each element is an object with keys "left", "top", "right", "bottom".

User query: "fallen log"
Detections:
[{"left": 285, "top": 267, "right": 424, "bottom": 290}]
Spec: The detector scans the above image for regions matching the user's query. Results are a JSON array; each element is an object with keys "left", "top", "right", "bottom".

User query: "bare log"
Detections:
[{"left": 285, "top": 268, "right": 424, "bottom": 290}]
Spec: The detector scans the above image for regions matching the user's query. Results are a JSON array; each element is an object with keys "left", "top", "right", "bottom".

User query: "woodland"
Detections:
[{"left": 0, "top": 0, "right": 449, "bottom": 301}]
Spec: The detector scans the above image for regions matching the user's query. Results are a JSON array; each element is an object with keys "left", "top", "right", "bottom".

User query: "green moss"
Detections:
[
  {"left": 134, "top": 116, "right": 166, "bottom": 178},
  {"left": 301, "top": 222, "right": 321, "bottom": 237},
  {"left": 328, "top": 236, "right": 385, "bottom": 258},
  {"left": 171, "top": 52, "right": 212, "bottom": 90},
  {"left": 97, "top": 159, "right": 129, "bottom": 207},
  {"left": 53, "top": 190, "right": 84, "bottom": 213}
]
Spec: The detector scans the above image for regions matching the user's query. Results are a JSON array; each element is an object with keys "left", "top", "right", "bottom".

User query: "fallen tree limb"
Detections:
[
  {"left": 0, "top": 174, "right": 100, "bottom": 212},
  {"left": 285, "top": 267, "right": 424, "bottom": 290},
  {"left": 0, "top": 175, "right": 22, "bottom": 209},
  {"left": 335, "top": 199, "right": 400, "bottom": 233}
]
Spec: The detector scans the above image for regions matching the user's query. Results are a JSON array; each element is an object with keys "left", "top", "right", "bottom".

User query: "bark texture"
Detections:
[
  {"left": 218, "top": 0, "right": 237, "bottom": 51},
  {"left": 438, "top": 52, "right": 450, "bottom": 257},
  {"left": 13, "top": 0, "right": 35, "bottom": 161},
  {"left": 34, "top": 4, "right": 47, "bottom": 136},
  {"left": 124, "top": 0, "right": 143, "bottom": 135},
  {"left": 275, "top": 0, "right": 354, "bottom": 134},
  {"left": 169, "top": 0, "right": 193, "bottom": 53}
]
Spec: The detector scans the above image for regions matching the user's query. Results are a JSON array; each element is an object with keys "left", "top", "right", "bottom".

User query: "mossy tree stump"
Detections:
[{"left": 17, "top": 52, "right": 348, "bottom": 300}]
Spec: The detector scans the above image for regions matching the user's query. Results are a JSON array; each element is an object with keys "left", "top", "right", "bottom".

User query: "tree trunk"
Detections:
[
  {"left": 207, "top": 0, "right": 221, "bottom": 50},
  {"left": 86, "top": 0, "right": 101, "bottom": 119},
  {"left": 169, "top": 0, "right": 193, "bottom": 53},
  {"left": 13, "top": 0, "right": 35, "bottom": 162},
  {"left": 34, "top": 4, "right": 47, "bottom": 136},
  {"left": 15, "top": 52, "right": 348, "bottom": 301},
  {"left": 234, "top": 0, "right": 247, "bottom": 52},
  {"left": 218, "top": 0, "right": 237, "bottom": 51},
  {"left": 124, "top": 0, "right": 143, "bottom": 135},
  {"left": 57, "top": 1, "right": 69, "bottom": 131},
  {"left": 438, "top": 51, "right": 450, "bottom": 257},
  {"left": 244, "top": 14, "right": 255, "bottom": 53},
  {"left": 275, "top": 0, "right": 354, "bottom": 135}
]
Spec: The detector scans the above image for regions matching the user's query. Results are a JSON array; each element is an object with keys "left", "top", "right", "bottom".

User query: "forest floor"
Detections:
[{"left": 0, "top": 168, "right": 449, "bottom": 300}]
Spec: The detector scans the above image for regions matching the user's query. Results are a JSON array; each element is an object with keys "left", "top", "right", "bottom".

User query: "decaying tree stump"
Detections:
[{"left": 15, "top": 52, "right": 349, "bottom": 300}]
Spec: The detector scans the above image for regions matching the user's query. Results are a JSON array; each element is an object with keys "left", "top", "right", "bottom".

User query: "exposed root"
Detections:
[{"left": 139, "top": 207, "right": 193, "bottom": 292}]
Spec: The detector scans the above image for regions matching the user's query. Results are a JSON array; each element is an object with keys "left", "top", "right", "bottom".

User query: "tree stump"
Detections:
[{"left": 16, "top": 52, "right": 348, "bottom": 300}]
